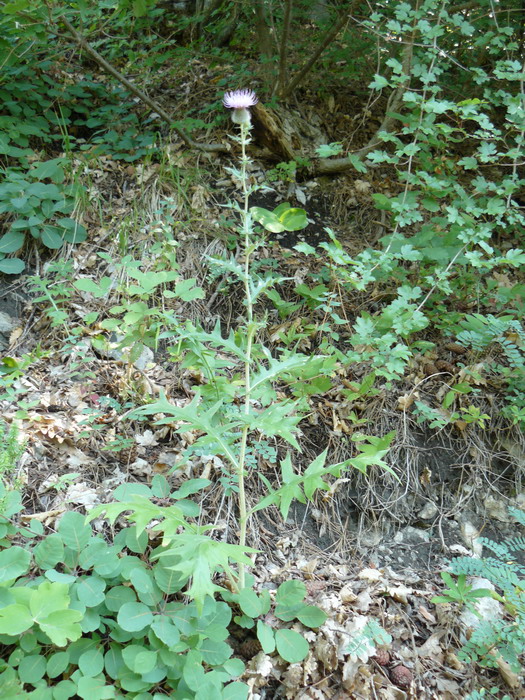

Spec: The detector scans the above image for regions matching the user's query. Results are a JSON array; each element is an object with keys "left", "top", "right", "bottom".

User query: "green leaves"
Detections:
[
  {"left": 275, "top": 629, "right": 309, "bottom": 663},
  {"left": 0, "top": 604, "right": 33, "bottom": 635},
  {"left": 116, "top": 602, "right": 154, "bottom": 632},
  {"left": 0, "top": 545, "right": 30, "bottom": 581},
  {"left": 250, "top": 203, "right": 308, "bottom": 233},
  {"left": 58, "top": 511, "right": 92, "bottom": 551},
  {"left": 0, "top": 581, "right": 83, "bottom": 645},
  {"left": 153, "top": 535, "right": 257, "bottom": 610}
]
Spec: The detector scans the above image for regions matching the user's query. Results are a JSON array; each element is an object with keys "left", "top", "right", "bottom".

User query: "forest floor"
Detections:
[{"left": 1, "top": 75, "right": 525, "bottom": 699}]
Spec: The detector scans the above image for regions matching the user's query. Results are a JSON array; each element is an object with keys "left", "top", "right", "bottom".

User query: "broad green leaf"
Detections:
[
  {"left": 129, "top": 567, "right": 163, "bottom": 606},
  {"left": 0, "top": 257, "right": 25, "bottom": 274},
  {"left": 238, "top": 588, "right": 264, "bottom": 618},
  {"left": 256, "top": 621, "right": 275, "bottom": 653},
  {"left": 0, "top": 545, "right": 31, "bottom": 582},
  {"left": 51, "top": 679, "right": 77, "bottom": 700},
  {"left": 74, "top": 277, "right": 114, "bottom": 298},
  {"left": 105, "top": 585, "right": 137, "bottom": 612},
  {"left": 278, "top": 207, "right": 308, "bottom": 232},
  {"left": 0, "top": 230, "right": 24, "bottom": 253},
  {"left": 275, "top": 628, "right": 309, "bottom": 663},
  {"left": 30, "top": 581, "right": 70, "bottom": 621},
  {"left": 199, "top": 639, "right": 232, "bottom": 666},
  {"left": 38, "top": 609, "right": 83, "bottom": 646},
  {"left": 47, "top": 651, "right": 70, "bottom": 679},
  {"left": 104, "top": 644, "right": 124, "bottom": 680},
  {"left": 223, "top": 658, "right": 246, "bottom": 678},
  {"left": 31, "top": 159, "right": 65, "bottom": 183},
  {"left": 34, "top": 534, "right": 64, "bottom": 569},
  {"left": 182, "top": 650, "right": 206, "bottom": 691},
  {"left": 275, "top": 580, "right": 306, "bottom": 607},
  {"left": 153, "top": 562, "right": 184, "bottom": 594},
  {"left": 296, "top": 605, "right": 327, "bottom": 628},
  {"left": 117, "top": 602, "right": 153, "bottom": 632},
  {"left": 78, "top": 647, "right": 104, "bottom": 677},
  {"left": 151, "top": 616, "right": 181, "bottom": 648},
  {"left": 250, "top": 206, "right": 284, "bottom": 233},
  {"left": 122, "top": 644, "right": 156, "bottom": 674},
  {"left": 76, "top": 674, "right": 116, "bottom": 699},
  {"left": 0, "top": 603, "right": 33, "bottom": 635},
  {"left": 75, "top": 577, "right": 106, "bottom": 607},
  {"left": 56, "top": 218, "right": 87, "bottom": 243},
  {"left": 58, "top": 511, "right": 92, "bottom": 551},
  {"left": 41, "top": 225, "right": 64, "bottom": 249},
  {"left": 18, "top": 654, "right": 46, "bottom": 684},
  {"left": 223, "top": 682, "right": 249, "bottom": 700}
]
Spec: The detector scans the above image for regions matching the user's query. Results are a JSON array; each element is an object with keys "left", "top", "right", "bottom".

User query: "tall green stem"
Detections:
[{"left": 236, "top": 122, "right": 255, "bottom": 589}]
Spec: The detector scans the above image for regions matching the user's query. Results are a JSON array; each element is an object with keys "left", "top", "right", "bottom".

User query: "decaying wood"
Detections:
[{"left": 251, "top": 103, "right": 297, "bottom": 162}]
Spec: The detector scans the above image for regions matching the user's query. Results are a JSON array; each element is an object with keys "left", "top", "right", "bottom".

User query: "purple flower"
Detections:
[{"left": 223, "top": 89, "right": 258, "bottom": 125}]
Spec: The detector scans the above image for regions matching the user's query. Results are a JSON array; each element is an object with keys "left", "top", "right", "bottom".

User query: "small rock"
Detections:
[
  {"left": 394, "top": 526, "right": 430, "bottom": 544},
  {"left": 484, "top": 495, "right": 512, "bottom": 522},
  {"left": 460, "top": 578, "right": 502, "bottom": 633},
  {"left": 418, "top": 502, "right": 438, "bottom": 520},
  {"left": 460, "top": 520, "right": 483, "bottom": 556},
  {"left": 360, "top": 528, "right": 383, "bottom": 547},
  {"left": 0, "top": 311, "right": 17, "bottom": 333}
]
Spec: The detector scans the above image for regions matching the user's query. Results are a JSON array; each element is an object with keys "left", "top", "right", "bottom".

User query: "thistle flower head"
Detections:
[
  {"left": 223, "top": 89, "right": 258, "bottom": 110},
  {"left": 223, "top": 89, "right": 258, "bottom": 125}
]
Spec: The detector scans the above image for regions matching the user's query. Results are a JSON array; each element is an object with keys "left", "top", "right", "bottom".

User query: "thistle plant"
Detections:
[
  {"left": 90, "top": 88, "right": 395, "bottom": 608},
  {"left": 222, "top": 89, "right": 260, "bottom": 587}
]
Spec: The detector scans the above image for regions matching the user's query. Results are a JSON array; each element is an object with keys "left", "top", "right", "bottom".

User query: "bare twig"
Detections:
[{"left": 54, "top": 14, "right": 228, "bottom": 153}]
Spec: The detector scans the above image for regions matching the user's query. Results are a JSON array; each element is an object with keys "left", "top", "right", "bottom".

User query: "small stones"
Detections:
[{"left": 390, "top": 665, "right": 412, "bottom": 689}]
